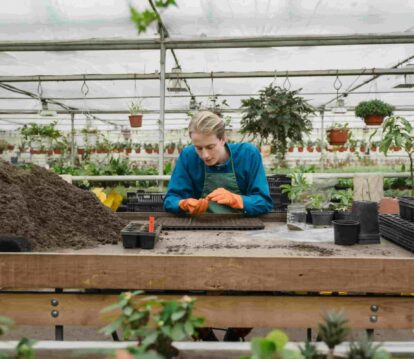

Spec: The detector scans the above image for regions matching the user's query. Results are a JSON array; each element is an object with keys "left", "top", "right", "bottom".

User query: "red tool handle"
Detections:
[{"left": 148, "top": 216, "right": 155, "bottom": 233}]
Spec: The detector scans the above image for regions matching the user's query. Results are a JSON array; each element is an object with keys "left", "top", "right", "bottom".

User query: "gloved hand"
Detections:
[
  {"left": 206, "top": 188, "right": 243, "bottom": 209},
  {"left": 179, "top": 198, "right": 209, "bottom": 215}
]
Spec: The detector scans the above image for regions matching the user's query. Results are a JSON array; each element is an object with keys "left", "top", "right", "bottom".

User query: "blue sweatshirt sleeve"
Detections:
[
  {"left": 235, "top": 144, "right": 273, "bottom": 216},
  {"left": 163, "top": 149, "right": 200, "bottom": 214}
]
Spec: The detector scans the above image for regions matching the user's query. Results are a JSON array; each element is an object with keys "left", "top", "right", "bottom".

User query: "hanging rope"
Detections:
[
  {"left": 272, "top": 69, "right": 278, "bottom": 86},
  {"left": 333, "top": 70, "right": 342, "bottom": 101},
  {"left": 37, "top": 76, "right": 43, "bottom": 100},
  {"left": 283, "top": 71, "right": 291, "bottom": 90}
]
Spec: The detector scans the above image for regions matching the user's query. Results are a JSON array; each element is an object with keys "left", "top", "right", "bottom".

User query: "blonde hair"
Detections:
[{"left": 188, "top": 111, "right": 225, "bottom": 140}]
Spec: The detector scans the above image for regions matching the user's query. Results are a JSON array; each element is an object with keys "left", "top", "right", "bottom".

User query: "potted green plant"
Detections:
[
  {"left": 359, "top": 139, "right": 367, "bottom": 153},
  {"left": 125, "top": 141, "right": 133, "bottom": 154},
  {"left": 306, "top": 140, "right": 315, "bottom": 152},
  {"left": 144, "top": 143, "right": 153, "bottom": 154},
  {"left": 332, "top": 189, "right": 354, "bottom": 220},
  {"left": 96, "top": 138, "right": 112, "bottom": 154},
  {"left": 355, "top": 99, "right": 394, "bottom": 126},
  {"left": 240, "top": 84, "right": 314, "bottom": 160},
  {"left": 281, "top": 171, "right": 310, "bottom": 230},
  {"left": 307, "top": 193, "right": 334, "bottom": 227},
  {"left": 165, "top": 142, "right": 176, "bottom": 154},
  {"left": 135, "top": 143, "right": 142, "bottom": 154},
  {"left": 370, "top": 115, "right": 414, "bottom": 196},
  {"left": 326, "top": 122, "right": 349, "bottom": 146},
  {"left": 128, "top": 99, "right": 144, "bottom": 128}
]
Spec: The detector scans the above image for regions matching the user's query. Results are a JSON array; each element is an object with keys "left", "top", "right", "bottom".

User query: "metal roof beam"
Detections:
[
  {"left": 1, "top": 33, "right": 414, "bottom": 51},
  {"left": 1, "top": 67, "right": 414, "bottom": 83}
]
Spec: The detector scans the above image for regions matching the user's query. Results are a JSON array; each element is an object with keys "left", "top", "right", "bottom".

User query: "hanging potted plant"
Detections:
[
  {"left": 240, "top": 84, "right": 314, "bottom": 160},
  {"left": 128, "top": 99, "right": 144, "bottom": 128},
  {"left": 326, "top": 123, "right": 349, "bottom": 146},
  {"left": 355, "top": 99, "right": 394, "bottom": 126}
]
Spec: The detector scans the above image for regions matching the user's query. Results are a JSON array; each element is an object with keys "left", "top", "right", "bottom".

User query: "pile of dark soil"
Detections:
[{"left": 0, "top": 160, "right": 128, "bottom": 251}]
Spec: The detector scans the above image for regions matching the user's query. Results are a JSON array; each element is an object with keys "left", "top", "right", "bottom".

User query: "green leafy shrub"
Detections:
[{"left": 355, "top": 99, "right": 394, "bottom": 119}]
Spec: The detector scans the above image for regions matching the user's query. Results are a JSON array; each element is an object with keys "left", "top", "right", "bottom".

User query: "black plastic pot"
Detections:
[
  {"left": 122, "top": 234, "right": 138, "bottom": 249},
  {"left": 121, "top": 222, "right": 161, "bottom": 249},
  {"left": 351, "top": 201, "right": 380, "bottom": 244},
  {"left": 332, "top": 220, "right": 360, "bottom": 245},
  {"left": 306, "top": 208, "right": 313, "bottom": 224},
  {"left": 0, "top": 235, "right": 32, "bottom": 252},
  {"left": 310, "top": 210, "right": 334, "bottom": 227}
]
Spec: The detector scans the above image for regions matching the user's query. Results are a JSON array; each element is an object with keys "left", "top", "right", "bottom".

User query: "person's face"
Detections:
[{"left": 191, "top": 132, "right": 226, "bottom": 166}]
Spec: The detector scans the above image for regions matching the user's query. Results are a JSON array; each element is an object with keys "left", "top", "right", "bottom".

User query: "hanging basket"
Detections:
[
  {"left": 129, "top": 114, "right": 143, "bottom": 128},
  {"left": 327, "top": 129, "right": 349, "bottom": 145},
  {"left": 364, "top": 115, "right": 384, "bottom": 126}
]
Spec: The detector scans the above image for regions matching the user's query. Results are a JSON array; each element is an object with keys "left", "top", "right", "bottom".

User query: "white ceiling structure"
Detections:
[{"left": 0, "top": 0, "right": 414, "bottom": 131}]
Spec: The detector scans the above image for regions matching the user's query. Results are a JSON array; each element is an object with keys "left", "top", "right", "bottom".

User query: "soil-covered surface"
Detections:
[{"left": 0, "top": 160, "right": 127, "bottom": 251}]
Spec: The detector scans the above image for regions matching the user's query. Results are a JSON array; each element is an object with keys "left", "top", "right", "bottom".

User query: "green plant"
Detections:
[
  {"left": 299, "top": 341, "right": 324, "bottom": 359},
  {"left": 100, "top": 291, "right": 204, "bottom": 359},
  {"left": 20, "top": 122, "right": 61, "bottom": 141},
  {"left": 327, "top": 122, "right": 349, "bottom": 131},
  {"left": 240, "top": 329, "right": 300, "bottom": 359},
  {"left": 370, "top": 115, "right": 414, "bottom": 195},
  {"left": 0, "top": 139, "right": 9, "bottom": 153},
  {"left": 332, "top": 189, "right": 353, "bottom": 212},
  {"left": 129, "top": 0, "right": 176, "bottom": 34},
  {"left": 206, "top": 95, "right": 229, "bottom": 116},
  {"left": 128, "top": 99, "right": 144, "bottom": 115},
  {"left": 0, "top": 316, "right": 36, "bottom": 359},
  {"left": 347, "top": 336, "right": 390, "bottom": 359},
  {"left": 308, "top": 193, "right": 333, "bottom": 210},
  {"left": 318, "top": 311, "right": 349, "bottom": 359},
  {"left": 355, "top": 99, "right": 394, "bottom": 119},
  {"left": 240, "top": 84, "right": 314, "bottom": 160},
  {"left": 280, "top": 171, "right": 310, "bottom": 203}
]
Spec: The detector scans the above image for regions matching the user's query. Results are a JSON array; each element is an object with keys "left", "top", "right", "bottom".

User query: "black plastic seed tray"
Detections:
[
  {"left": 127, "top": 192, "right": 165, "bottom": 212},
  {"left": 399, "top": 196, "right": 414, "bottom": 222},
  {"left": 379, "top": 214, "right": 414, "bottom": 253},
  {"left": 121, "top": 222, "right": 162, "bottom": 249},
  {"left": 158, "top": 217, "right": 265, "bottom": 230},
  {"left": 267, "top": 175, "right": 291, "bottom": 192}
]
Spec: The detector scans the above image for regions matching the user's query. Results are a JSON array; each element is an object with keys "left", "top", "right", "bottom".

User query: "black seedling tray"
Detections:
[
  {"left": 379, "top": 214, "right": 414, "bottom": 253},
  {"left": 127, "top": 192, "right": 165, "bottom": 212},
  {"left": 121, "top": 222, "right": 161, "bottom": 249},
  {"left": 158, "top": 217, "right": 264, "bottom": 230},
  {"left": 399, "top": 196, "right": 414, "bottom": 222}
]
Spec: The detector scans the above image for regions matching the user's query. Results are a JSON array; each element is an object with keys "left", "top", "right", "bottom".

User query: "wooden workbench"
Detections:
[{"left": 0, "top": 213, "right": 413, "bottom": 338}]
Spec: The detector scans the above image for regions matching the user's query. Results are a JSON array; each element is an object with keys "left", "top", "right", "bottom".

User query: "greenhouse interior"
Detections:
[{"left": 1, "top": 1, "right": 414, "bottom": 358}]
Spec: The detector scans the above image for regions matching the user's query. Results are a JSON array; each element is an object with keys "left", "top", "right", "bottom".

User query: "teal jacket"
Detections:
[{"left": 164, "top": 143, "right": 273, "bottom": 216}]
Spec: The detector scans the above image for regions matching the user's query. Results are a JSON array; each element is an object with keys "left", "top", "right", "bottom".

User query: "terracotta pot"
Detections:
[
  {"left": 166, "top": 148, "right": 174, "bottom": 154},
  {"left": 393, "top": 146, "right": 401, "bottom": 151},
  {"left": 364, "top": 115, "right": 384, "bottom": 126},
  {"left": 77, "top": 148, "right": 85, "bottom": 155},
  {"left": 7, "top": 145, "right": 15, "bottom": 151},
  {"left": 316, "top": 147, "right": 321, "bottom": 152},
  {"left": 297, "top": 147, "right": 304, "bottom": 152},
  {"left": 371, "top": 146, "right": 377, "bottom": 152},
  {"left": 288, "top": 147, "right": 294, "bottom": 152},
  {"left": 306, "top": 147, "right": 314, "bottom": 152},
  {"left": 145, "top": 149, "right": 153, "bottom": 154},
  {"left": 327, "top": 129, "right": 348, "bottom": 145},
  {"left": 129, "top": 114, "right": 142, "bottom": 128},
  {"left": 126, "top": 149, "right": 132, "bottom": 154},
  {"left": 97, "top": 149, "right": 109, "bottom": 154},
  {"left": 338, "top": 147, "right": 346, "bottom": 152},
  {"left": 360, "top": 146, "right": 366, "bottom": 153},
  {"left": 350, "top": 147, "right": 355, "bottom": 152},
  {"left": 135, "top": 148, "right": 141, "bottom": 154},
  {"left": 379, "top": 197, "right": 400, "bottom": 215},
  {"left": 53, "top": 149, "right": 62, "bottom": 155}
]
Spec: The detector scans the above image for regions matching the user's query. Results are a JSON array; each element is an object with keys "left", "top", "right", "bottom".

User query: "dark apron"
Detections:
[{"left": 201, "top": 154, "right": 243, "bottom": 214}]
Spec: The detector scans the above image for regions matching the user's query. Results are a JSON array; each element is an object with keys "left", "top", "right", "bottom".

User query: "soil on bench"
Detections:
[{"left": 0, "top": 160, "right": 127, "bottom": 251}]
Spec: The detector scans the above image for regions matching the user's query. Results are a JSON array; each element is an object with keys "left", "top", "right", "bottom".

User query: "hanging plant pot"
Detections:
[
  {"left": 129, "top": 114, "right": 143, "bottom": 128},
  {"left": 327, "top": 129, "right": 348, "bottom": 145},
  {"left": 364, "top": 115, "right": 384, "bottom": 126}
]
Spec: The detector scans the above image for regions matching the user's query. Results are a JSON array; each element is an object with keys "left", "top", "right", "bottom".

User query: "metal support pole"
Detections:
[
  {"left": 319, "top": 106, "right": 325, "bottom": 172},
  {"left": 70, "top": 113, "right": 75, "bottom": 166},
  {"left": 159, "top": 25, "right": 166, "bottom": 183}
]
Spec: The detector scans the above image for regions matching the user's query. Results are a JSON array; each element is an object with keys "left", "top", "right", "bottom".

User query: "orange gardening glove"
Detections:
[
  {"left": 179, "top": 198, "right": 209, "bottom": 215},
  {"left": 206, "top": 188, "right": 243, "bottom": 209}
]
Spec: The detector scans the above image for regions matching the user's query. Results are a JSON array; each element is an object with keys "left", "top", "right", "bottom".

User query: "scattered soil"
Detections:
[{"left": 0, "top": 160, "right": 128, "bottom": 251}]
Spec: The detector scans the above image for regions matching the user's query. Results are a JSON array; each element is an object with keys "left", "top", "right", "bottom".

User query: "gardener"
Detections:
[
  {"left": 164, "top": 111, "right": 273, "bottom": 342},
  {"left": 164, "top": 110, "right": 273, "bottom": 216}
]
